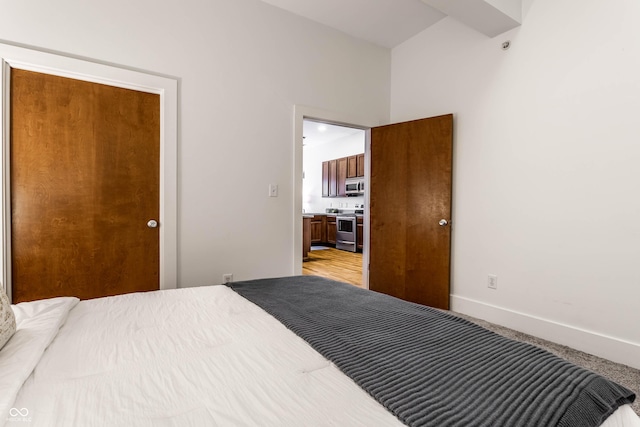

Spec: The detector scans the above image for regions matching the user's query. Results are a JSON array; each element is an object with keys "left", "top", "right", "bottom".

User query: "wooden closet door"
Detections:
[
  {"left": 10, "top": 69, "right": 160, "bottom": 302},
  {"left": 369, "top": 114, "right": 453, "bottom": 310}
]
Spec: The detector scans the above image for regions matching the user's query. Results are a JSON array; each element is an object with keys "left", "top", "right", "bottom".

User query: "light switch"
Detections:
[{"left": 269, "top": 184, "right": 278, "bottom": 197}]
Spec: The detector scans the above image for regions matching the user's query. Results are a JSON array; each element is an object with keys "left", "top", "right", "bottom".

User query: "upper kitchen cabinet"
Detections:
[
  {"left": 347, "top": 154, "right": 365, "bottom": 178},
  {"left": 357, "top": 154, "right": 365, "bottom": 177},
  {"left": 322, "top": 159, "right": 338, "bottom": 197},
  {"left": 322, "top": 161, "right": 329, "bottom": 197},
  {"left": 337, "top": 157, "right": 348, "bottom": 197},
  {"left": 347, "top": 155, "right": 357, "bottom": 178},
  {"left": 322, "top": 153, "right": 364, "bottom": 198}
]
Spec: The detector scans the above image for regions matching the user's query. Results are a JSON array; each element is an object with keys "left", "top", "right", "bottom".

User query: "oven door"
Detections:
[
  {"left": 336, "top": 216, "right": 357, "bottom": 252},
  {"left": 337, "top": 217, "right": 354, "bottom": 233}
]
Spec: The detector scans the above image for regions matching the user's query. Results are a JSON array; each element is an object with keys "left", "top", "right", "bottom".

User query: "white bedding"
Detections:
[
  {"left": 2, "top": 286, "right": 639, "bottom": 427},
  {"left": 7, "top": 286, "right": 401, "bottom": 426},
  {"left": 0, "top": 297, "right": 78, "bottom": 424}
]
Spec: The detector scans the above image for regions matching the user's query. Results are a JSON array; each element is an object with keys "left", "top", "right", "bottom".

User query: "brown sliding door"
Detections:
[
  {"left": 369, "top": 114, "right": 453, "bottom": 310},
  {"left": 10, "top": 68, "right": 160, "bottom": 302}
]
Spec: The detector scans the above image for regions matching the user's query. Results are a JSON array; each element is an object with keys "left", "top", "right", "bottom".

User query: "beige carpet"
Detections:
[{"left": 454, "top": 312, "right": 640, "bottom": 416}]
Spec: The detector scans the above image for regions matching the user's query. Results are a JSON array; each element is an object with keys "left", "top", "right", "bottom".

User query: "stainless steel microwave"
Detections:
[{"left": 345, "top": 178, "right": 364, "bottom": 196}]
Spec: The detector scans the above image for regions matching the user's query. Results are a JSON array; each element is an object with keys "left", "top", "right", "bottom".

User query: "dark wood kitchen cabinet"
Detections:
[
  {"left": 357, "top": 153, "right": 365, "bottom": 177},
  {"left": 310, "top": 215, "right": 325, "bottom": 243},
  {"left": 337, "top": 157, "right": 347, "bottom": 197},
  {"left": 303, "top": 216, "right": 311, "bottom": 261},
  {"left": 356, "top": 216, "right": 363, "bottom": 250},
  {"left": 322, "top": 159, "right": 338, "bottom": 197},
  {"left": 347, "top": 155, "right": 358, "bottom": 178},
  {"left": 322, "top": 153, "right": 364, "bottom": 198},
  {"left": 321, "top": 161, "right": 329, "bottom": 197},
  {"left": 326, "top": 215, "right": 337, "bottom": 245},
  {"left": 328, "top": 160, "right": 338, "bottom": 197}
]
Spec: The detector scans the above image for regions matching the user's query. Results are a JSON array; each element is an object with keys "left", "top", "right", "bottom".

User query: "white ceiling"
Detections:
[
  {"left": 260, "top": 0, "right": 522, "bottom": 48},
  {"left": 260, "top": 0, "right": 446, "bottom": 48},
  {"left": 303, "top": 120, "right": 363, "bottom": 147}
]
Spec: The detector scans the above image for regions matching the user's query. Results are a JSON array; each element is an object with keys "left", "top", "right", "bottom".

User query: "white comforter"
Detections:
[
  {"left": 2, "top": 285, "right": 639, "bottom": 426},
  {"left": 6, "top": 286, "right": 401, "bottom": 426}
]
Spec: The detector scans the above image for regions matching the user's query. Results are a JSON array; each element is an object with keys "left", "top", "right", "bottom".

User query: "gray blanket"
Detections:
[{"left": 229, "top": 275, "right": 635, "bottom": 427}]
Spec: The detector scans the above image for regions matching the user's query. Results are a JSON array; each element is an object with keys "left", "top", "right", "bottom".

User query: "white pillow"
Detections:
[
  {"left": 0, "top": 288, "right": 16, "bottom": 349},
  {"left": 0, "top": 296, "right": 79, "bottom": 424}
]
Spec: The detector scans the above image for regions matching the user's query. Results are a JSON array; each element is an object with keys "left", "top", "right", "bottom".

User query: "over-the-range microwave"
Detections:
[{"left": 345, "top": 178, "right": 364, "bottom": 196}]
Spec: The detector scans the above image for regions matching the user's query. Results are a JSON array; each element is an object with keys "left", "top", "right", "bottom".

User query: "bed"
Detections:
[{"left": 0, "top": 275, "right": 638, "bottom": 427}]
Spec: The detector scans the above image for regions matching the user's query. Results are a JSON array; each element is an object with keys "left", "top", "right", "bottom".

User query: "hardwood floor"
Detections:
[{"left": 302, "top": 247, "right": 363, "bottom": 288}]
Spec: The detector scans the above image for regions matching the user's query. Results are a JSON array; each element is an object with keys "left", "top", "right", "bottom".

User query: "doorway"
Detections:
[
  {"left": 294, "top": 107, "right": 453, "bottom": 310},
  {"left": 301, "top": 119, "right": 365, "bottom": 287}
]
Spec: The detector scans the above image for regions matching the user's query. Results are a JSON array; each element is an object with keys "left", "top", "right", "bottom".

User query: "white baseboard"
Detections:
[{"left": 451, "top": 295, "right": 640, "bottom": 370}]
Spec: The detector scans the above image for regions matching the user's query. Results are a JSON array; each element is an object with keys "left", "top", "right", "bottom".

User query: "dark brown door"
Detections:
[
  {"left": 369, "top": 114, "right": 453, "bottom": 309},
  {"left": 10, "top": 69, "right": 160, "bottom": 302}
]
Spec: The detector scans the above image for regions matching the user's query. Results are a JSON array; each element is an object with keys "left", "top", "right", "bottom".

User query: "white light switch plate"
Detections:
[{"left": 269, "top": 184, "right": 278, "bottom": 197}]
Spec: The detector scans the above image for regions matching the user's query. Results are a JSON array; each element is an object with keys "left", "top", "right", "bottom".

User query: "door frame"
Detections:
[
  {"left": 293, "top": 105, "right": 377, "bottom": 287},
  {"left": 0, "top": 42, "right": 178, "bottom": 302}
]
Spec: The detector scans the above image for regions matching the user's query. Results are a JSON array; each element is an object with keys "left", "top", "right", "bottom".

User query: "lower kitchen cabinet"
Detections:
[
  {"left": 310, "top": 215, "right": 325, "bottom": 243},
  {"left": 303, "top": 216, "right": 311, "bottom": 261},
  {"left": 326, "top": 215, "right": 337, "bottom": 245},
  {"left": 357, "top": 216, "right": 363, "bottom": 251}
]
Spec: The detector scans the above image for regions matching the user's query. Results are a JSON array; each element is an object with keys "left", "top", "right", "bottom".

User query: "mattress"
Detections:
[{"left": 1, "top": 283, "right": 638, "bottom": 427}]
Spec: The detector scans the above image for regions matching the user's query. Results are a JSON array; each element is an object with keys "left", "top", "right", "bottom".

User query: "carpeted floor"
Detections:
[{"left": 454, "top": 312, "right": 640, "bottom": 416}]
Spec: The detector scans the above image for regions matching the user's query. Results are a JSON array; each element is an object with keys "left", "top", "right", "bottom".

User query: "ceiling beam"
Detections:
[{"left": 422, "top": 0, "right": 522, "bottom": 37}]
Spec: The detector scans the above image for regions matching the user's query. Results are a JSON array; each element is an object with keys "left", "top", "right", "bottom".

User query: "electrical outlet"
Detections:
[
  {"left": 223, "top": 274, "right": 233, "bottom": 284},
  {"left": 488, "top": 274, "right": 497, "bottom": 290}
]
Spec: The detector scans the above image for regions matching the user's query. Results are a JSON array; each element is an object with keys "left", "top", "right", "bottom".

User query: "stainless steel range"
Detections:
[{"left": 336, "top": 215, "right": 357, "bottom": 252}]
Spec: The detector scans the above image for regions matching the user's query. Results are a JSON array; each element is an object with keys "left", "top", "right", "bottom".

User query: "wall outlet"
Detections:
[
  {"left": 223, "top": 274, "right": 233, "bottom": 284},
  {"left": 488, "top": 274, "right": 497, "bottom": 290}
]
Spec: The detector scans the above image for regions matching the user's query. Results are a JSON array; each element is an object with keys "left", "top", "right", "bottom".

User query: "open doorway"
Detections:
[{"left": 301, "top": 119, "right": 366, "bottom": 287}]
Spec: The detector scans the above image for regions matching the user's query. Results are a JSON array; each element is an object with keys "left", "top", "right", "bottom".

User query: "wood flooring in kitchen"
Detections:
[{"left": 302, "top": 247, "right": 364, "bottom": 288}]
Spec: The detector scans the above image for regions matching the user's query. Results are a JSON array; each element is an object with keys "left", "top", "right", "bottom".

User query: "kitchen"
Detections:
[{"left": 301, "top": 120, "right": 366, "bottom": 287}]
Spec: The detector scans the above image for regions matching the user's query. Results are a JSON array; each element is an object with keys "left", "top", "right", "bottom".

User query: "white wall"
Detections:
[
  {"left": 0, "top": 0, "right": 390, "bottom": 285},
  {"left": 391, "top": 0, "right": 640, "bottom": 368},
  {"left": 303, "top": 131, "right": 365, "bottom": 213}
]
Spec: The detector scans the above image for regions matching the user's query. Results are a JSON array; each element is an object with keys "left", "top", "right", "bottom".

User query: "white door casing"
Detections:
[{"left": 293, "top": 105, "right": 376, "bottom": 288}]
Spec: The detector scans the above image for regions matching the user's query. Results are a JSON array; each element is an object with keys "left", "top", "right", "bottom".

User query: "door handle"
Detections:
[
  {"left": 438, "top": 219, "right": 448, "bottom": 227},
  {"left": 147, "top": 219, "right": 158, "bottom": 228}
]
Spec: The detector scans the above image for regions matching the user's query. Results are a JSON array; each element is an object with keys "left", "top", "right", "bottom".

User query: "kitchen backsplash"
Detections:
[{"left": 303, "top": 196, "right": 365, "bottom": 214}]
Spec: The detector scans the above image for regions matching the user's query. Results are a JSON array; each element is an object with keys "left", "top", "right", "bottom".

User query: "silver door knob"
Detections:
[
  {"left": 147, "top": 219, "right": 158, "bottom": 228},
  {"left": 439, "top": 219, "right": 448, "bottom": 226}
]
